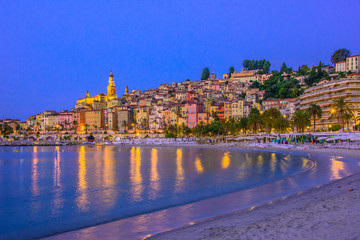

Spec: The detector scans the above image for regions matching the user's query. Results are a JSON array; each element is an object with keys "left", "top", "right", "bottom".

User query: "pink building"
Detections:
[
  {"left": 57, "top": 111, "right": 74, "bottom": 130},
  {"left": 187, "top": 102, "right": 203, "bottom": 128}
]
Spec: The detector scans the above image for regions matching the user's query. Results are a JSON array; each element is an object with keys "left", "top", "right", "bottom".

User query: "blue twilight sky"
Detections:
[{"left": 1, "top": 0, "right": 360, "bottom": 120}]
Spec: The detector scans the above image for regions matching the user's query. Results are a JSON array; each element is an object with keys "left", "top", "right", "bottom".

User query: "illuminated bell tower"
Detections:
[
  {"left": 107, "top": 70, "right": 117, "bottom": 100},
  {"left": 125, "top": 85, "right": 129, "bottom": 95}
]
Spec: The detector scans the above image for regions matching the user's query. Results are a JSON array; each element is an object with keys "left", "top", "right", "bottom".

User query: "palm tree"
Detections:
[
  {"left": 85, "top": 124, "right": 89, "bottom": 134},
  {"left": 292, "top": 110, "right": 311, "bottom": 133},
  {"left": 261, "top": 108, "right": 281, "bottom": 133},
  {"left": 343, "top": 112, "right": 354, "bottom": 131},
  {"left": 306, "top": 103, "right": 322, "bottom": 132},
  {"left": 72, "top": 120, "right": 78, "bottom": 130},
  {"left": 247, "top": 108, "right": 262, "bottom": 133},
  {"left": 141, "top": 118, "right": 148, "bottom": 129},
  {"left": 274, "top": 117, "right": 291, "bottom": 133},
  {"left": 122, "top": 120, "right": 128, "bottom": 132},
  {"left": 36, "top": 121, "right": 41, "bottom": 132},
  {"left": 331, "top": 97, "right": 354, "bottom": 131},
  {"left": 238, "top": 117, "right": 248, "bottom": 134}
]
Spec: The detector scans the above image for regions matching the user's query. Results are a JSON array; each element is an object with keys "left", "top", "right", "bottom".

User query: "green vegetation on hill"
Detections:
[
  {"left": 303, "top": 61, "right": 327, "bottom": 86},
  {"left": 243, "top": 59, "right": 271, "bottom": 73},
  {"left": 250, "top": 72, "right": 302, "bottom": 99}
]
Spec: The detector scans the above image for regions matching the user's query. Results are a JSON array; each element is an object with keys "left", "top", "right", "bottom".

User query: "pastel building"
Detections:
[
  {"left": 57, "top": 111, "right": 73, "bottom": 130},
  {"left": 85, "top": 110, "right": 105, "bottom": 132},
  {"left": 42, "top": 111, "right": 58, "bottom": 131},
  {"left": 187, "top": 102, "right": 203, "bottom": 128},
  {"left": 299, "top": 76, "right": 360, "bottom": 130},
  {"left": 346, "top": 54, "right": 360, "bottom": 73},
  {"left": 335, "top": 61, "right": 346, "bottom": 72}
]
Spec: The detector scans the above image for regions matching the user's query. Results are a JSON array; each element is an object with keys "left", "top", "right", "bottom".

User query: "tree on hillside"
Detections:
[
  {"left": 229, "top": 66, "right": 234, "bottom": 76},
  {"left": 280, "top": 62, "right": 292, "bottom": 74},
  {"left": 331, "top": 49, "right": 351, "bottom": 65},
  {"left": 243, "top": 60, "right": 250, "bottom": 69},
  {"left": 243, "top": 59, "right": 271, "bottom": 73},
  {"left": 306, "top": 103, "right": 322, "bottom": 132},
  {"left": 201, "top": 68, "right": 210, "bottom": 80},
  {"left": 263, "top": 60, "right": 271, "bottom": 73},
  {"left": 318, "top": 61, "right": 322, "bottom": 74}
]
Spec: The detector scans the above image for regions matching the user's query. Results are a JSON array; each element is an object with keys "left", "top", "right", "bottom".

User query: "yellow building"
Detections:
[
  {"left": 76, "top": 71, "right": 117, "bottom": 109},
  {"left": 92, "top": 100, "right": 107, "bottom": 110},
  {"left": 135, "top": 106, "right": 149, "bottom": 129},
  {"left": 85, "top": 110, "right": 104, "bottom": 132},
  {"left": 231, "top": 99, "right": 245, "bottom": 119},
  {"left": 299, "top": 76, "right": 360, "bottom": 130}
]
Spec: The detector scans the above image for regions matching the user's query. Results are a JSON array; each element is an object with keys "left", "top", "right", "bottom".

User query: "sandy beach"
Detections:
[{"left": 149, "top": 147, "right": 360, "bottom": 240}]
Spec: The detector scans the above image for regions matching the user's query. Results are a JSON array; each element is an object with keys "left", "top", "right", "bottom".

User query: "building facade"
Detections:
[{"left": 299, "top": 76, "right": 360, "bottom": 130}]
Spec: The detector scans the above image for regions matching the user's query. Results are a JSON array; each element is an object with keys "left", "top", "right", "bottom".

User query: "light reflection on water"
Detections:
[
  {"left": 175, "top": 148, "right": 184, "bottom": 193},
  {"left": 0, "top": 146, "right": 314, "bottom": 239},
  {"left": 77, "top": 145, "right": 89, "bottom": 212}
]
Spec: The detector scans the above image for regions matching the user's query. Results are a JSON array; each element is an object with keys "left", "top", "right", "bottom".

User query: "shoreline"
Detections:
[
  {"left": 149, "top": 147, "right": 360, "bottom": 240},
  {"left": 43, "top": 146, "right": 360, "bottom": 240}
]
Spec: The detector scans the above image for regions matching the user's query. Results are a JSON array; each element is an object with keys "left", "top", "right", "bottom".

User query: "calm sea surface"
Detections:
[{"left": 0, "top": 146, "right": 311, "bottom": 239}]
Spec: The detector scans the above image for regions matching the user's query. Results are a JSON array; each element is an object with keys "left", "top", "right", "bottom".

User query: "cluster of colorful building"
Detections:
[
  {"left": 2, "top": 54, "right": 360, "bottom": 135},
  {"left": 19, "top": 70, "right": 297, "bottom": 134}
]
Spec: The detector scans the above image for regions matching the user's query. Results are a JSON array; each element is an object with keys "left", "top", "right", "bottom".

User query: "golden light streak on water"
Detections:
[
  {"left": 330, "top": 157, "right": 345, "bottom": 180},
  {"left": 257, "top": 155, "right": 264, "bottom": 166},
  {"left": 175, "top": 148, "right": 184, "bottom": 192},
  {"left": 195, "top": 157, "right": 204, "bottom": 174},
  {"left": 102, "top": 146, "right": 117, "bottom": 208},
  {"left": 149, "top": 148, "right": 160, "bottom": 199},
  {"left": 31, "top": 146, "right": 40, "bottom": 213},
  {"left": 130, "top": 147, "right": 143, "bottom": 201},
  {"left": 31, "top": 146, "right": 39, "bottom": 196},
  {"left": 222, "top": 152, "right": 230, "bottom": 169},
  {"left": 52, "top": 146, "right": 63, "bottom": 213},
  {"left": 54, "top": 147, "right": 61, "bottom": 187},
  {"left": 270, "top": 153, "right": 276, "bottom": 173},
  {"left": 76, "top": 146, "right": 89, "bottom": 212}
]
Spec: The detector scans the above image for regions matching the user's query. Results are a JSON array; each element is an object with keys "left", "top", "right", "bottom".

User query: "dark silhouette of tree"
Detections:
[
  {"left": 201, "top": 68, "right": 210, "bottom": 80},
  {"left": 331, "top": 48, "right": 351, "bottom": 65}
]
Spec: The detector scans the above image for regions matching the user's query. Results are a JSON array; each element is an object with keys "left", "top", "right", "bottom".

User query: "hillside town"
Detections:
[{"left": 1, "top": 51, "right": 360, "bottom": 139}]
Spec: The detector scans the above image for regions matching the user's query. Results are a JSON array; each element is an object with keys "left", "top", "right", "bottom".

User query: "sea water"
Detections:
[{"left": 0, "top": 145, "right": 311, "bottom": 239}]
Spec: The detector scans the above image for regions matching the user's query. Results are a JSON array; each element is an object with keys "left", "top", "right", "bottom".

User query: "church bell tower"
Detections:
[{"left": 107, "top": 70, "right": 117, "bottom": 100}]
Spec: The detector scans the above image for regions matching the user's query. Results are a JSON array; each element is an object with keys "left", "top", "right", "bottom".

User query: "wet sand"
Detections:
[{"left": 150, "top": 147, "right": 360, "bottom": 240}]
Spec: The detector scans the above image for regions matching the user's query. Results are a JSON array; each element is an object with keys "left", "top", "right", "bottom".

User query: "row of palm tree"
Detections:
[
  {"left": 162, "top": 97, "right": 357, "bottom": 137},
  {"left": 294, "top": 97, "right": 357, "bottom": 132}
]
